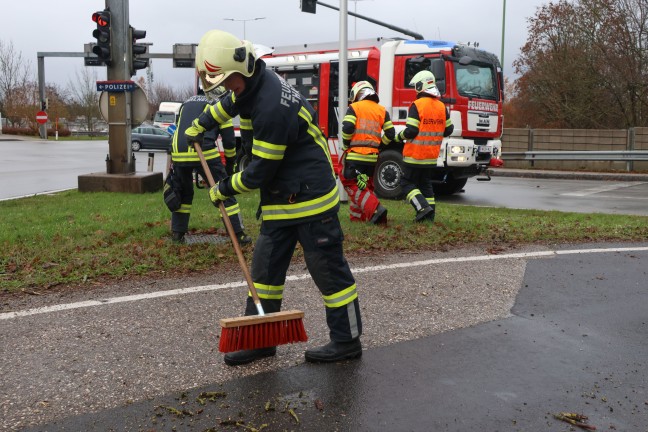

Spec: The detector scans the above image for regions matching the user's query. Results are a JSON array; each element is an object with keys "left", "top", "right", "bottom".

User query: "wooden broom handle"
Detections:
[{"left": 193, "top": 142, "right": 263, "bottom": 306}]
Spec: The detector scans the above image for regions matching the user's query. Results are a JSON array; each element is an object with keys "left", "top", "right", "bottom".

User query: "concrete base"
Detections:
[{"left": 78, "top": 172, "right": 163, "bottom": 193}]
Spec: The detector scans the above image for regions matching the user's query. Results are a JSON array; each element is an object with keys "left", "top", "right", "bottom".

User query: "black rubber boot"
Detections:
[
  {"left": 425, "top": 209, "right": 435, "bottom": 223},
  {"left": 369, "top": 205, "right": 388, "bottom": 224},
  {"left": 171, "top": 231, "right": 186, "bottom": 243},
  {"left": 224, "top": 347, "right": 276, "bottom": 366},
  {"left": 414, "top": 206, "right": 434, "bottom": 222},
  {"left": 304, "top": 339, "right": 362, "bottom": 363},
  {"left": 235, "top": 231, "right": 252, "bottom": 246}
]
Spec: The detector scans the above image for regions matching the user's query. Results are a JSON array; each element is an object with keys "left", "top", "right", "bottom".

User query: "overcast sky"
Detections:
[{"left": 0, "top": 0, "right": 546, "bottom": 90}]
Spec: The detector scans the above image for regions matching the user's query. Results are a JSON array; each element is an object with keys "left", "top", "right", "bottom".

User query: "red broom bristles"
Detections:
[{"left": 218, "top": 317, "right": 308, "bottom": 353}]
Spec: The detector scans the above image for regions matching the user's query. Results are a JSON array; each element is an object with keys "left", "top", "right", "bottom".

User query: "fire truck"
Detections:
[{"left": 260, "top": 37, "right": 504, "bottom": 197}]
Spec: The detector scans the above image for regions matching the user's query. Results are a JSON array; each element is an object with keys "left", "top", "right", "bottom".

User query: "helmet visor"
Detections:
[{"left": 198, "top": 69, "right": 228, "bottom": 93}]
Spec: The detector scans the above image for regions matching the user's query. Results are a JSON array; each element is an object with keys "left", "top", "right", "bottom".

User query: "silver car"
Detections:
[{"left": 131, "top": 126, "right": 172, "bottom": 152}]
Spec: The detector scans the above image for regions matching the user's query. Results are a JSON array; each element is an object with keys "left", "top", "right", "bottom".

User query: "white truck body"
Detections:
[{"left": 153, "top": 102, "right": 182, "bottom": 129}]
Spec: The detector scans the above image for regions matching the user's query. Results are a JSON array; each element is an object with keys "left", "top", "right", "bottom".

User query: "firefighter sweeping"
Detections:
[{"left": 185, "top": 29, "right": 363, "bottom": 366}]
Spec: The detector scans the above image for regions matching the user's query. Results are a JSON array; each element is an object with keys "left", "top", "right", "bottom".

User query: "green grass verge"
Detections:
[{"left": 2, "top": 189, "right": 647, "bottom": 293}]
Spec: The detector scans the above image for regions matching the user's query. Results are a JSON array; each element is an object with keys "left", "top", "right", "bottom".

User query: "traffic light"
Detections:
[
  {"left": 91, "top": 9, "right": 112, "bottom": 65},
  {"left": 129, "top": 26, "right": 149, "bottom": 75},
  {"left": 301, "top": 0, "right": 317, "bottom": 13}
]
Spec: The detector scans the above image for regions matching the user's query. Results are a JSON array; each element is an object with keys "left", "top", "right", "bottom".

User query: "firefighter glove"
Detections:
[
  {"left": 209, "top": 182, "right": 228, "bottom": 205},
  {"left": 185, "top": 119, "right": 206, "bottom": 145},
  {"left": 356, "top": 173, "right": 369, "bottom": 190}
]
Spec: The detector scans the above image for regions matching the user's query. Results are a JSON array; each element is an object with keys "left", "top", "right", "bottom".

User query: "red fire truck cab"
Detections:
[{"left": 261, "top": 37, "right": 504, "bottom": 197}]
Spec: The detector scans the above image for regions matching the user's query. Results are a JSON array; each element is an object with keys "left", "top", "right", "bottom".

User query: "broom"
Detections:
[{"left": 192, "top": 142, "right": 308, "bottom": 353}]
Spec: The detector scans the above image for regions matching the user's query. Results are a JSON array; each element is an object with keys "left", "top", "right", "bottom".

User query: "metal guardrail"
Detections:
[{"left": 503, "top": 151, "right": 648, "bottom": 161}]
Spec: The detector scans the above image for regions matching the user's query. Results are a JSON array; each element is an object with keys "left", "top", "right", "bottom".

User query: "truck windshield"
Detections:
[
  {"left": 154, "top": 112, "right": 176, "bottom": 123},
  {"left": 455, "top": 63, "right": 498, "bottom": 101}
]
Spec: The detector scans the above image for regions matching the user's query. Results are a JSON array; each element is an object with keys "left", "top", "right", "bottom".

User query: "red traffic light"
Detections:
[{"left": 92, "top": 11, "right": 110, "bottom": 27}]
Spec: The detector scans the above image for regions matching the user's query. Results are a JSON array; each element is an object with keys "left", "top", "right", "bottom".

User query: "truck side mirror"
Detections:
[{"left": 430, "top": 59, "right": 446, "bottom": 94}]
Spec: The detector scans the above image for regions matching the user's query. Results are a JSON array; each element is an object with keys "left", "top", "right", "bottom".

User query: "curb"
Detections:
[{"left": 488, "top": 168, "right": 648, "bottom": 182}]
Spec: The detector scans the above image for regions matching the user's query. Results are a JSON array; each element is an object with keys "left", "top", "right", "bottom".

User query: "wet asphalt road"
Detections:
[{"left": 3, "top": 243, "right": 648, "bottom": 432}]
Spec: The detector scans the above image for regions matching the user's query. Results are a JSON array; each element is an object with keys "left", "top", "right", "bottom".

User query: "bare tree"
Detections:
[
  {"left": 511, "top": 0, "right": 648, "bottom": 128},
  {"left": 147, "top": 82, "right": 194, "bottom": 119},
  {"left": 67, "top": 68, "right": 101, "bottom": 132},
  {"left": 0, "top": 40, "right": 33, "bottom": 124}
]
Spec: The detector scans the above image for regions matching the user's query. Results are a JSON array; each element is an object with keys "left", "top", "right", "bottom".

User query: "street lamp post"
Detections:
[
  {"left": 223, "top": 17, "right": 266, "bottom": 40},
  {"left": 350, "top": 0, "right": 372, "bottom": 40},
  {"left": 501, "top": 0, "right": 507, "bottom": 68}
]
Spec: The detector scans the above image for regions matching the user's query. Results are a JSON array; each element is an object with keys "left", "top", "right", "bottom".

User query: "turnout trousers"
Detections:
[
  {"left": 171, "top": 160, "right": 244, "bottom": 235},
  {"left": 244, "top": 214, "right": 362, "bottom": 342},
  {"left": 400, "top": 163, "right": 436, "bottom": 214},
  {"left": 340, "top": 160, "right": 381, "bottom": 222}
]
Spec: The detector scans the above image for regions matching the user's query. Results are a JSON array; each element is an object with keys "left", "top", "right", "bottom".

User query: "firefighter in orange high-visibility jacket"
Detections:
[
  {"left": 393, "top": 71, "right": 454, "bottom": 222},
  {"left": 340, "top": 81, "right": 395, "bottom": 224}
]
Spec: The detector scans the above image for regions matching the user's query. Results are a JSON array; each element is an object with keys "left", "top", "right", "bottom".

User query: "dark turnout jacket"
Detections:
[{"left": 192, "top": 60, "right": 339, "bottom": 227}]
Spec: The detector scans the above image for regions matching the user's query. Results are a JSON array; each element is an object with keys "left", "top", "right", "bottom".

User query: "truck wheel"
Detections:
[
  {"left": 131, "top": 141, "right": 141, "bottom": 152},
  {"left": 434, "top": 178, "right": 467, "bottom": 195},
  {"left": 374, "top": 149, "right": 404, "bottom": 199}
]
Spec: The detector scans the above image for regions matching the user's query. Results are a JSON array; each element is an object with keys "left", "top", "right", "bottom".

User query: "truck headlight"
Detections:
[{"left": 450, "top": 146, "right": 466, "bottom": 154}]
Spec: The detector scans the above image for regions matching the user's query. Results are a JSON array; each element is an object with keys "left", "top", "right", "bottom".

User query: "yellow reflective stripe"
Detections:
[
  {"left": 300, "top": 105, "right": 314, "bottom": 123},
  {"left": 252, "top": 139, "right": 287, "bottom": 160},
  {"left": 223, "top": 202, "right": 241, "bottom": 216},
  {"left": 223, "top": 148, "right": 236, "bottom": 158},
  {"left": 406, "top": 189, "right": 421, "bottom": 202},
  {"left": 446, "top": 118, "right": 452, "bottom": 127},
  {"left": 426, "top": 197, "right": 436, "bottom": 205},
  {"left": 383, "top": 120, "right": 394, "bottom": 130},
  {"left": 344, "top": 114, "right": 357, "bottom": 123},
  {"left": 231, "top": 172, "right": 252, "bottom": 194},
  {"left": 209, "top": 102, "right": 232, "bottom": 125},
  {"left": 240, "top": 117, "right": 252, "bottom": 130},
  {"left": 171, "top": 147, "right": 220, "bottom": 162},
  {"left": 342, "top": 131, "right": 353, "bottom": 140},
  {"left": 346, "top": 152, "right": 378, "bottom": 163},
  {"left": 249, "top": 283, "right": 284, "bottom": 300},
  {"left": 176, "top": 203, "right": 191, "bottom": 214},
  {"left": 262, "top": 186, "right": 339, "bottom": 221},
  {"left": 406, "top": 117, "right": 420, "bottom": 128},
  {"left": 403, "top": 156, "right": 437, "bottom": 165},
  {"left": 299, "top": 107, "right": 335, "bottom": 176},
  {"left": 172, "top": 132, "right": 179, "bottom": 153},
  {"left": 221, "top": 119, "right": 233, "bottom": 128},
  {"left": 322, "top": 283, "right": 358, "bottom": 308}
]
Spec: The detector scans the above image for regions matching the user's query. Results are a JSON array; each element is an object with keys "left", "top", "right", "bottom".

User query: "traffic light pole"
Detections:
[
  {"left": 105, "top": 0, "right": 134, "bottom": 175},
  {"left": 37, "top": 56, "right": 46, "bottom": 140},
  {"left": 78, "top": 0, "right": 162, "bottom": 194}
]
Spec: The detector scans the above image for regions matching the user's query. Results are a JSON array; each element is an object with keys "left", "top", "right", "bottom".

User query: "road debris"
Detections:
[{"left": 553, "top": 412, "right": 596, "bottom": 430}]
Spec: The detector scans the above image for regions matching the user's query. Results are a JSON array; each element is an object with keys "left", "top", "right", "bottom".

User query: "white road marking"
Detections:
[
  {"left": 561, "top": 182, "right": 645, "bottom": 197},
  {"left": 2, "top": 245, "right": 647, "bottom": 320},
  {"left": 0, "top": 189, "right": 75, "bottom": 202}
]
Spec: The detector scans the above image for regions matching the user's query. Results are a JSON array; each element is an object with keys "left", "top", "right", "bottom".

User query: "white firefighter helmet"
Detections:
[
  {"left": 195, "top": 29, "right": 256, "bottom": 92},
  {"left": 409, "top": 70, "right": 439, "bottom": 96},
  {"left": 349, "top": 80, "right": 378, "bottom": 103}
]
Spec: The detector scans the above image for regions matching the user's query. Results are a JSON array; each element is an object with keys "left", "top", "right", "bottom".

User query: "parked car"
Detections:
[{"left": 131, "top": 126, "right": 172, "bottom": 152}]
